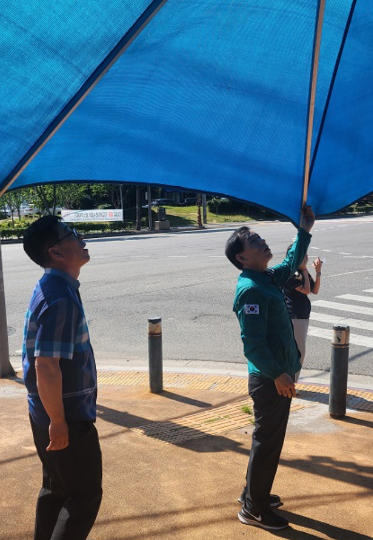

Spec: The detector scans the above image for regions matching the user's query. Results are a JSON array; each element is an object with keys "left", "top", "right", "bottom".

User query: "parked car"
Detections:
[
  {"left": 23, "top": 205, "right": 62, "bottom": 217},
  {"left": 0, "top": 207, "right": 11, "bottom": 219},
  {"left": 151, "top": 198, "right": 175, "bottom": 206},
  {"left": 182, "top": 197, "right": 197, "bottom": 206},
  {"left": 22, "top": 205, "right": 38, "bottom": 217}
]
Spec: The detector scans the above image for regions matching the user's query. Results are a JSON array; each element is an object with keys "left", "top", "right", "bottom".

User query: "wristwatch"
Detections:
[{"left": 316, "top": 272, "right": 322, "bottom": 276}]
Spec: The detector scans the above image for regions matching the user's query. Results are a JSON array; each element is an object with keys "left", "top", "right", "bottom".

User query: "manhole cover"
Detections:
[{"left": 7, "top": 327, "right": 16, "bottom": 336}]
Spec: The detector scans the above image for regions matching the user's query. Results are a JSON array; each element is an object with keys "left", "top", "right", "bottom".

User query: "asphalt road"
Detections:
[{"left": 3, "top": 214, "right": 373, "bottom": 377}]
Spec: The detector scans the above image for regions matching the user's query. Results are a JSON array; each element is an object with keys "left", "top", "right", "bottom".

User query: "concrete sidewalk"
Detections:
[{"left": 1, "top": 368, "right": 373, "bottom": 540}]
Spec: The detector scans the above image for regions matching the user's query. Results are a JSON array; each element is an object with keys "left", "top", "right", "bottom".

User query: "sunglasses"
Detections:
[{"left": 48, "top": 228, "right": 80, "bottom": 249}]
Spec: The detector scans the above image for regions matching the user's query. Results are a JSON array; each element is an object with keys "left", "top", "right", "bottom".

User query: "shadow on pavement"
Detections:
[
  {"left": 96, "top": 402, "right": 249, "bottom": 455},
  {"left": 93, "top": 502, "right": 237, "bottom": 540},
  {"left": 154, "top": 390, "right": 211, "bottom": 408},
  {"left": 297, "top": 389, "right": 373, "bottom": 413},
  {"left": 338, "top": 415, "right": 373, "bottom": 428},
  {"left": 282, "top": 454, "right": 373, "bottom": 491},
  {"left": 274, "top": 510, "right": 373, "bottom": 540}
]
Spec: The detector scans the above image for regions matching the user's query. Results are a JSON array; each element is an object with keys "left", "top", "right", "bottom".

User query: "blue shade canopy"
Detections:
[{"left": 1, "top": 0, "right": 373, "bottom": 224}]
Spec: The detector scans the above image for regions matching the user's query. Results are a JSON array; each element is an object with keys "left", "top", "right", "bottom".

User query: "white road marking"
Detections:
[
  {"left": 308, "top": 326, "right": 373, "bottom": 348},
  {"left": 167, "top": 256, "right": 188, "bottom": 258},
  {"left": 363, "top": 289, "right": 373, "bottom": 293},
  {"left": 327, "top": 268, "right": 373, "bottom": 278},
  {"left": 343, "top": 255, "right": 373, "bottom": 259},
  {"left": 310, "top": 312, "right": 373, "bottom": 331},
  {"left": 312, "top": 300, "right": 373, "bottom": 316},
  {"left": 337, "top": 294, "right": 373, "bottom": 304},
  {"left": 339, "top": 252, "right": 351, "bottom": 255},
  {"left": 322, "top": 249, "right": 332, "bottom": 252}
]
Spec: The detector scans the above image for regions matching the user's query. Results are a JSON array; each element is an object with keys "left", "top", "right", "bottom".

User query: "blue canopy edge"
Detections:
[{"left": 2, "top": 1, "right": 372, "bottom": 225}]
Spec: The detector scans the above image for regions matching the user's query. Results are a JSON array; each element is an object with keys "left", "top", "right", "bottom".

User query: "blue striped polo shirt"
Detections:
[{"left": 22, "top": 268, "right": 97, "bottom": 428}]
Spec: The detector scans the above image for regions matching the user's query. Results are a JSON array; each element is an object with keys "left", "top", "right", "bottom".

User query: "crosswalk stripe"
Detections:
[
  {"left": 363, "top": 289, "right": 373, "bottom": 293},
  {"left": 312, "top": 300, "right": 373, "bottom": 316},
  {"left": 310, "top": 312, "right": 373, "bottom": 331},
  {"left": 337, "top": 294, "right": 373, "bottom": 304},
  {"left": 328, "top": 268, "right": 373, "bottom": 278},
  {"left": 308, "top": 326, "right": 373, "bottom": 348}
]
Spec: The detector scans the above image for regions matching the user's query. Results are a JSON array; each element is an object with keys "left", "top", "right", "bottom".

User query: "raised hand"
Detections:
[
  {"left": 312, "top": 256, "right": 323, "bottom": 273},
  {"left": 299, "top": 205, "right": 315, "bottom": 233}
]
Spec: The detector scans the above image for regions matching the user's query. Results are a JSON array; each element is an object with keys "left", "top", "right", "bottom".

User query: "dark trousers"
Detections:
[
  {"left": 30, "top": 417, "right": 103, "bottom": 540},
  {"left": 244, "top": 375, "right": 292, "bottom": 514}
]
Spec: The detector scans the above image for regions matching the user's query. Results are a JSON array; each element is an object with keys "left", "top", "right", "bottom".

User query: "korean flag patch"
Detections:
[{"left": 244, "top": 304, "right": 259, "bottom": 315}]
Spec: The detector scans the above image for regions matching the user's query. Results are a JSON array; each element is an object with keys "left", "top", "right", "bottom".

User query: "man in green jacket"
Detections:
[{"left": 225, "top": 205, "right": 315, "bottom": 531}]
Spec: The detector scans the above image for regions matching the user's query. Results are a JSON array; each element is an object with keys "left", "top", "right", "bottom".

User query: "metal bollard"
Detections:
[
  {"left": 148, "top": 317, "right": 163, "bottom": 393},
  {"left": 329, "top": 325, "right": 350, "bottom": 418}
]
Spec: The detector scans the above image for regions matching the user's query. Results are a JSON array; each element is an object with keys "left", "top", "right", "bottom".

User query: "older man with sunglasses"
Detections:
[{"left": 22, "top": 215, "right": 102, "bottom": 540}]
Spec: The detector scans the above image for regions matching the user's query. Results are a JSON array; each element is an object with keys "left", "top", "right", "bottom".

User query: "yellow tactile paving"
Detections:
[
  {"left": 98, "top": 370, "right": 249, "bottom": 393},
  {"left": 97, "top": 370, "right": 373, "bottom": 414},
  {"left": 131, "top": 396, "right": 314, "bottom": 444}
]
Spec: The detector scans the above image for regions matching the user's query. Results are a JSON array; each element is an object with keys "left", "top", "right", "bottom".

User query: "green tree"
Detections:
[
  {"left": 90, "top": 183, "right": 122, "bottom": 208},
  {"left": 58, "top": 183, "right": 92, "bottom": 209},
  {"left": 0, "top": 188, "right": 28, "bottom": 224},
  {"left": 31, "top": 185, "right": 58, "bottom": 214},
  {"left": 21, "top": 183, "right": 92, "bottom": 213},
  {"left": 0, "top": 192, "right": 16, "bottom": 225}
]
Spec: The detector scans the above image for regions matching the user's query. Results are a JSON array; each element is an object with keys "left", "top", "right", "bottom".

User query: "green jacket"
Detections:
[{"left": 233, "top": 228, "right": 312, "bottom": 380}]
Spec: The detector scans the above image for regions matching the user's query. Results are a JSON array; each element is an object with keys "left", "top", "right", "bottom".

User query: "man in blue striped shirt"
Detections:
[{"left": 23, "top": 215, "right": 102, "bottom": 540}]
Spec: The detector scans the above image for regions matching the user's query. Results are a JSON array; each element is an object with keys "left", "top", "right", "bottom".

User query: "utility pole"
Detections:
[{"left": 0, "top": 235, "right": 15, "bottom": 377}]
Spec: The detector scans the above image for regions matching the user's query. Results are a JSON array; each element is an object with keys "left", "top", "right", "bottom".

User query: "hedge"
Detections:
[{"left": 0, "top": 219, "right": 151, "bottom": 239}]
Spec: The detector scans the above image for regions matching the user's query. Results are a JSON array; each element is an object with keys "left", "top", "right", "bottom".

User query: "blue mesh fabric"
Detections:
[
  {"left": 309, "top": 0, "right": 373, "bottom": 216},
  {"left": 0, "top": 0, "right": 156, "bottom": 180},
  {"left": 2, "top": 0, "right": 372, "bottom": 224}
]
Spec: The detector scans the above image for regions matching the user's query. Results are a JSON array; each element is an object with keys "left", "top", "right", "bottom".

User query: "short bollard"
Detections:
[
  {"left": 329, "top": 325, "right": 350, "bottom": 418},
  {"left": 148, "top": 317, "right": 163, "bottom": 393}
]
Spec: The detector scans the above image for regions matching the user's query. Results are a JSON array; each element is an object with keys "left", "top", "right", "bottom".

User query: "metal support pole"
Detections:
[
  {"left": 148, "top": 317, "right": 163, "bottom": 393},
  {"left": 147, "top": 186, "right": 153, "bottom": 230},
  {"left": 329, "top": 325, "right": 350, "bottom": 418},
  {"left": 202, "top": 194, "right": 207, "bottom": 224},
  {"left": 120, "top": 184, "right": 124, "bottom": 222},
  {"left": 197, "top": 193, "right": 203, "bottom": 228},
  {"left": 0, "top": 235, "right": 15, "bottom": 377},
  {"left": 135, "top": 186, "right": 141, "bottom": 231}
]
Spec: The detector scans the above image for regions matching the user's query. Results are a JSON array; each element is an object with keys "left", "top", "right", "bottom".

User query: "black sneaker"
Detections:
[
  {"left": 238, "top": 488, "right": 282, "bottom": 508},
  {"left": 238, "top": 507, "right": 289, "bottom": 530}
]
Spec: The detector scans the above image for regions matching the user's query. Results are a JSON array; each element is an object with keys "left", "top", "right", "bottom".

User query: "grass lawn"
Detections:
[{"left": 160, "top": 205, "right": 253, "bottom": 226}]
